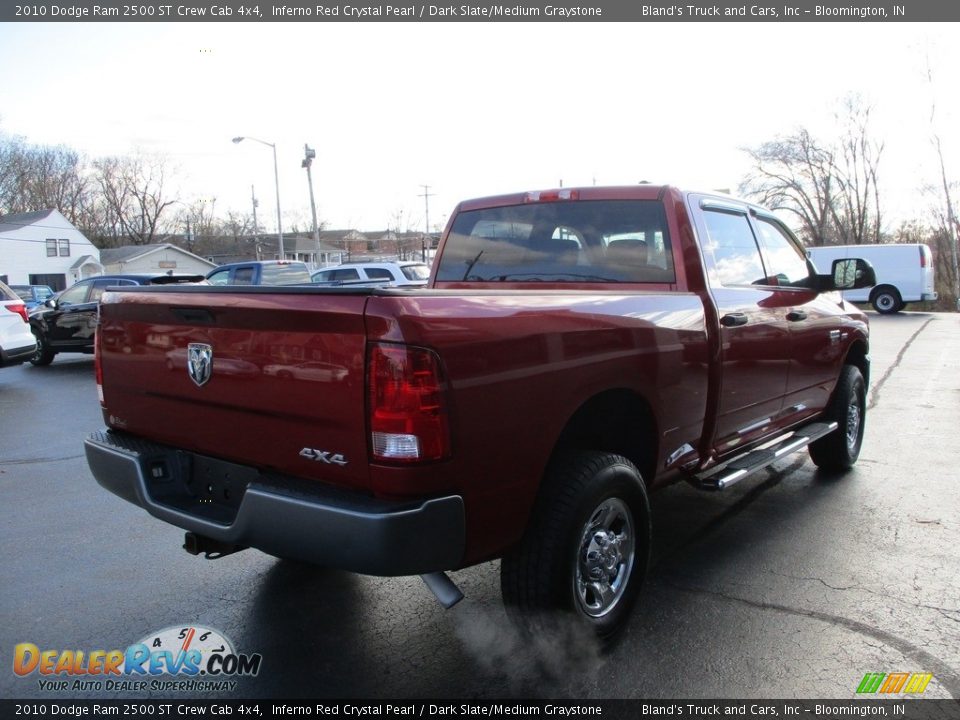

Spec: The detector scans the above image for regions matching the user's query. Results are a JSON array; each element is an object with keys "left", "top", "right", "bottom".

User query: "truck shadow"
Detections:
[{"left": 230, "top": 458, "right": 919, "bottom": 699}]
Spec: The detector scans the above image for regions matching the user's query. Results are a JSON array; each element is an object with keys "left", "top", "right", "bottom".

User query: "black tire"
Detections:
[
  {"left": 29, "top": 328, "right": 55, "bottom": 366},
  {"left": 501, "top": 451, "right": 650, "bottom": 640},
  {"left": 809, "top": 365, "right": 866, "bottom": 471},
  {"left": 870, "top": 286, "right": 902, "bottom": 314}
]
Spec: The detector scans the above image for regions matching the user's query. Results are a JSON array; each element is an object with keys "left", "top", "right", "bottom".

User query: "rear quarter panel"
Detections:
[{"left": 364, "top": 291, "right": 708, "bottom": 564}]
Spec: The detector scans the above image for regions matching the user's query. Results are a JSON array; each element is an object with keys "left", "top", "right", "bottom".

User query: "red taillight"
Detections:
[
  {"left": 3, "top": 302, "right": 28, "bottom": 323},
  {"left": 919, "top": 245, "right": 927, "bottom": 268},
  {"left": 95, "top": 327, "right": 104, "bottom": 406},
  {"left": 367, "top": 342, "right": 450, "bottom": 463}
]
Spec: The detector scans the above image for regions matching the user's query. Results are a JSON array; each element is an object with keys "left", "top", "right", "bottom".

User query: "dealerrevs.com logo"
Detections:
[{"left": 13, "top": 625, "right": 262, "bottom": 693}]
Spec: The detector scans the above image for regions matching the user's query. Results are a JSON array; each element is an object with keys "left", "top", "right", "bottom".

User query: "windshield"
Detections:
[{"left": 435, "top": 200, "right": 675, "bottom": 283}]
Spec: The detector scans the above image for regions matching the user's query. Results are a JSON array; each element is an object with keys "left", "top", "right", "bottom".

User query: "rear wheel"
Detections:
[
  {"left": 809, "top": 365, "right": 866, "bottom": 471},
  {"left": 870, "top": 286, "right": 902, "bottom": 314},
  {"left": 29, "top": 329, "right": 55, "bottom": 366},
  {"left": 500, "top": 451, "right": 650, "bottom": 640}
]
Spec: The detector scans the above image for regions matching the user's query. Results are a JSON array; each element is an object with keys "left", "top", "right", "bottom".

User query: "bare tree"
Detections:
[
  {"left": 740, "top": 96, "right": 884, "bottom": 247},
  {"left": 0, "top": 136, "right": 94, "bottom": 226},
  {"left": 925, "top": 60, "right": 960, "bottom": 310},
  {"left": 93, "top": 152, "right": 177, "bottom": 245},
  {"left": 831, "top": 96, "right": 885, "bottom": 245},
  {"left": 739, "top": 129, "right": 837, "bottom": 246},
  {"left": 171, "top": 197, "right": 219, "bottom": 252}
]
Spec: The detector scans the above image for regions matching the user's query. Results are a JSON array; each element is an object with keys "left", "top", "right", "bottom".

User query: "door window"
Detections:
[
  {"left": 365, "top": 268, "right": 394, "bottom": 281},
  {"left": 233, "top": 267, "right": 256, "bottom": 285},
  {"left": 207, "top": 269, "right": 231, "bottom": 286},
  {"left": 754, "top": 218, "right": 811, "bottom": 287},
  {"left": 331, "top": 268, "right": 361, "bottom": 281},
  {"left": 701, "top": 210, "right": 765, "bottom": 286},
  {"left": 89, "top": 278, "right": 136, "bottom": 303},
  {"left": 58, "top": 281, "right": 92, "bottom": 306}
]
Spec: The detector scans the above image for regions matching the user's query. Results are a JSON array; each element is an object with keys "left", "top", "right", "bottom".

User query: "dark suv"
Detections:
[{"left": 29, "top": 273, "right": 203, "bottom": 366}]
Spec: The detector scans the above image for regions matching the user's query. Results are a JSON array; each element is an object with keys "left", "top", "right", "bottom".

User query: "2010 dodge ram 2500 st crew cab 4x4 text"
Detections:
[{"left": 85, "top": 185, "right": 876, "bottom": 637}]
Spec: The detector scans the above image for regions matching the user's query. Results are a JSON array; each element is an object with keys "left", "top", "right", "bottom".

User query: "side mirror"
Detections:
[
  {"left": 828, "top": 258, "right": 876, "bottom": 291},
  {"left": 44, "top": 298, "right": 58, "bottom": 309}
]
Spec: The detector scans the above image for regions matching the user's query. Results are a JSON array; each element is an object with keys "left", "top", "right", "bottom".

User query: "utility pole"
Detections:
[
  {"left": 419, "top": 184, "right": 435, "bottom": 256},
  {"left": 250, "top": 185, "right": 260, "bottom": 261},
  {"left": 302, "top": 144, "right": 321, "bottom": 267}
]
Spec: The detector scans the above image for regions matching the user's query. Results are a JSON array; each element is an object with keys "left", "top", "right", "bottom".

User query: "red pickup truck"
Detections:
[{"left": 86, "top": 185, "right": 875, "bottom": 637}]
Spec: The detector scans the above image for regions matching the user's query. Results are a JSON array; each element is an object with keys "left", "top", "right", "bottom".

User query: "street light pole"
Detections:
[
  {"left": 233, "top": 136, "right": 284, "bottom": 259},
  {"left": 302, "top": 144, "right": 321, "bottom": 267}
]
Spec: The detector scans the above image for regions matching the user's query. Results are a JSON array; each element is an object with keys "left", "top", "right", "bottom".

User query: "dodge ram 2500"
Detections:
[{"left": 85, "top": 185, "right": 876, "bottom": 637}]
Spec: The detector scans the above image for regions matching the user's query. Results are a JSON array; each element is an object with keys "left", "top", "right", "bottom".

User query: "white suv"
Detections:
[
  {"left": 0, "top": 280, "right": 37, "bottom": 368},
  {"left": 311, "top": 261, "right": 430, "bottom": 287}
]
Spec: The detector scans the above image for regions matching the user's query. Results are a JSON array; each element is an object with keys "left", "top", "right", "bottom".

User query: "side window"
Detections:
[
  {"left": 312, "top": 270, "right": 333, "bottom": 283},
  {"left": 332, "top": 268, "right": 361, "bottom": 282},
  {"left": 365, "top": 268, "right": 394, "bottom": 281},
  {"left": 233, "top": 267, "right": 256, "bottom": 285},
  {"left": 58, "top": 281, "right": 91, "bottom": 306},
  {"left": 207, "top": 270, "right": 230, "bottom": 286},
  {"left": 702, "top": 210, "right": 766, "bottom": 286},
  {"left": 89, "top": 278, "right": 134, "bottom": 303},
  {"left": 753, "top": 218, "right": 810, "bottom": 286}
]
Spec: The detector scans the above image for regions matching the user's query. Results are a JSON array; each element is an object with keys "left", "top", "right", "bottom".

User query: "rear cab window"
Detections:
[
  {"left": 434, "top": 200, "right": 676, "bottom": 284},
  {"left": 261, "top": 263, "right": 311, "bottom": 285}
]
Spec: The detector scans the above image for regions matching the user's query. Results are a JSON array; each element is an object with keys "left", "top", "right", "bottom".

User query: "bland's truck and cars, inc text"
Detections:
[{"left": 85, "top": 185, "right": 876, "bottom": 638}]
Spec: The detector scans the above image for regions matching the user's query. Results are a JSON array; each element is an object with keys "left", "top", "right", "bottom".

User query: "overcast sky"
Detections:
[{"left": 0, "top": 22, "right": 957, "bottom": 234}]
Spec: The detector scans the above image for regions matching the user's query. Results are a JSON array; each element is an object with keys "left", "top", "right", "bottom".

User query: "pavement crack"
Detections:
[
  {"left": 934, "top": 608, "right": 960, "bottom": 624},
  {"left": 0, "top": 454, "right": 86, "bottom": 466},
  {"left": 766, "top": 570, "right": 960, "bottom": 619},
  {"left": 665, "top": 579, "right": 960, "bottom": 699},
  {"left": 769, "top": 572, "right": 858, "bottom": 592},
  {"left": 868, "top": 316, "right": 935, "bottom": 410}
]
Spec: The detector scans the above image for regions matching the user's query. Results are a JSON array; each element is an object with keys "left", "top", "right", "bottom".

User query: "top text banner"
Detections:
[{"left": 3, "top": 0, "right": 958, "bottom": 21}]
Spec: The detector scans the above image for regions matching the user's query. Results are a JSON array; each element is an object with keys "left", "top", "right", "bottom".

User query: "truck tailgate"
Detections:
[{"left": 97, "top": 288, "right": 372, "bottom": 492}]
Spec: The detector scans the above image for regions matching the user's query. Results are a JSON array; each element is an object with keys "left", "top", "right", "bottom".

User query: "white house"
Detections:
[
  {"left": 99, "top": 244, "right": 217, "bottom": 276},
  {"left": 0, "top": 209, "right": 102, "bottom": 290}
]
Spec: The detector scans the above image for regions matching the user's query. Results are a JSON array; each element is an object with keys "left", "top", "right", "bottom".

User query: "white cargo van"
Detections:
[{"left": 807, "top": 243, "right": 937, "bottom": 313}]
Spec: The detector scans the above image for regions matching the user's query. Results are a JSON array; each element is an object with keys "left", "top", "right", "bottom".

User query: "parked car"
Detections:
[
  {"left": 311, "top": 261, "right": 430, "bottom": 287},
  {"left": 29, "top": 273, "right": 204, "bottom": 366},
  {"left": 206, "top": 261, "right": 311, "bottom": 286},
  {"left": 807, "top": 243, "right": 937, "bottom": 313},
  {"left": 0, "top": 280, "right": 36, "bottom": 368},
  {"left": 10, "top": 284, "right": 55, "bottom": 311}
]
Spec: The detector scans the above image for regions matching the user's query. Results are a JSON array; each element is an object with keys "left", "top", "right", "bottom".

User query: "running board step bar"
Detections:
[{"left": 696, "top": 421, "right": 838, "bottom": 491}]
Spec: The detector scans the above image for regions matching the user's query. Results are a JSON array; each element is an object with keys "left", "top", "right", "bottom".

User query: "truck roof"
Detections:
[{"left": 453, "top": 185, "right": 671, "bottom": 213}]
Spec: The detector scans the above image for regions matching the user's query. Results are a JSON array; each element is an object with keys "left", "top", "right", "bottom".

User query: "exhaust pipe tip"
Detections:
[
  {"left": 420, "top": 572, "right": 464, "bottom": 609},
  {"left": 183, "top": 532, "right": 201, "bottom": 556},
  {"left": 183, "top": 532, "right": 244, "bottom": 559}
]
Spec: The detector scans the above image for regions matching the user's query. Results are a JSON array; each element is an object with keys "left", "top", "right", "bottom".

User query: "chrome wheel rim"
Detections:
[
  {"left": 876, "top": 294, "right": 895, "bottom": 311},
  {"left": 846, "top": 394, "right": 862, "bottom": 450},
  {"left": 31, "top": 333, "right": 43, "bottom": 362},
  {"left": 574, "top": 497, "right": 635, "bottom": 618}
]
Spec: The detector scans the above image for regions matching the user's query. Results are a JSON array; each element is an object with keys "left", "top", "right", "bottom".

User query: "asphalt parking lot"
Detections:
[{"left": 1, "top": 312, "right": 958, "bottom": 700}]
